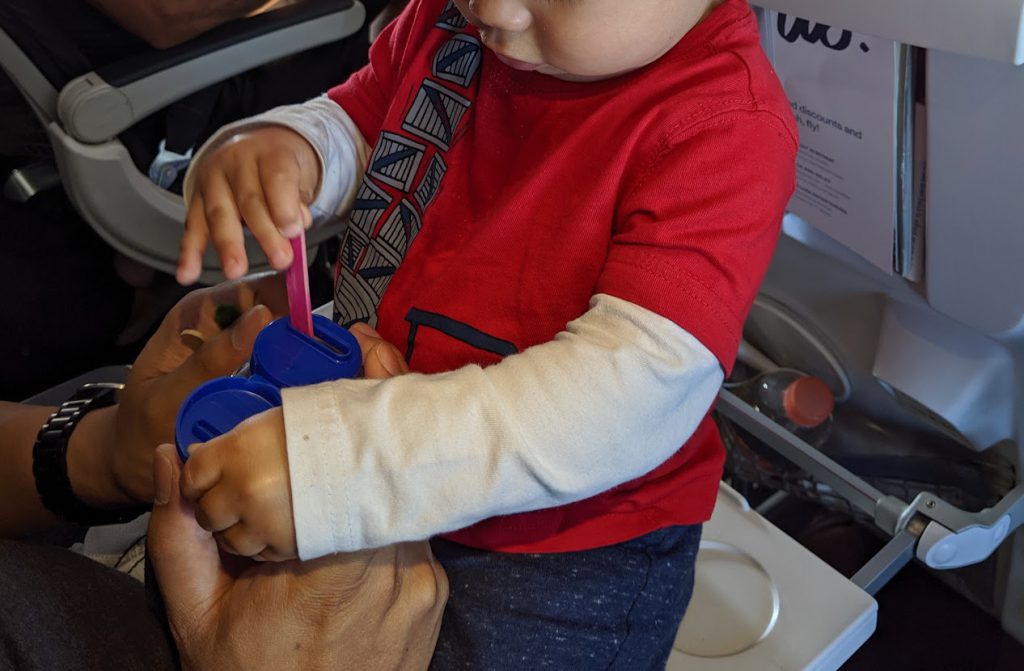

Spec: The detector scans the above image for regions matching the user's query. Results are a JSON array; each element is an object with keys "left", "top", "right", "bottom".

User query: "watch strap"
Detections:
[{"left": 32, "top": 383, "right": 149, "bottom": 526}]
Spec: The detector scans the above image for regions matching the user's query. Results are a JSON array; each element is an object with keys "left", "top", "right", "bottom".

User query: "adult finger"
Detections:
[
  {"left": 398, "top": 542, "right": 450, "bottom": 657},
  {"left": 286, "top": 542, "right": 448, "bottom": 671},
  {"left": 130, "top": 286, "right": 266, "bottom": 383},
  {"left": 172, "top": 305, "right": 273, "bottom": 394},
  {"left": 178, "top": 276, "right": 258, "bottom": 334},
  {"left": 245, "top": 272, "right": 290, "bottom": 315},
  {"left": 174, "top": 275, "right": 288, "bottom": 338},
  {"left": 178, "top": 194, "right": 211, "bottom": 286},
  {"left": 203, "top": 273, "right": 289, "bottom": 320},
  {"left": 147, "top": 444, "right": 231, "bottom": 627}
]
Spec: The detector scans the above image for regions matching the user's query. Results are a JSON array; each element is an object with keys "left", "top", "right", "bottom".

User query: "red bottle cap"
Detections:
[{"left": 783, "top": 376, "right": 835, "bottom": 427}]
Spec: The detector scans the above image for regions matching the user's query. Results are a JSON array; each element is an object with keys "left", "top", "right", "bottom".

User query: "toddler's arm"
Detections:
[
  {"left": 285, "top": 295, "right": 723, "bottom": 558},
  {"left": 175, "top": 296, "right": 720, "bottom": 561}
]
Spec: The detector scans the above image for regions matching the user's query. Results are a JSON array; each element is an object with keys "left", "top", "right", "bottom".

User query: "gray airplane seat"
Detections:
[{"left": 0, "top": 0, "right": 370, "bottom": 284}]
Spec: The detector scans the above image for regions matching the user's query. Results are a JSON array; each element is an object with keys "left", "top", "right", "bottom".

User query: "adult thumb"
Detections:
[{"left": 148, "top": 443, "right": 230, "bottom": 623}]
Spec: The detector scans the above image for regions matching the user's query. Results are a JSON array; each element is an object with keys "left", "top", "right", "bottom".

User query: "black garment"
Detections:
[
  {"left": 0, "top": 0, "right": 150, "bottom": 161},
  {"left": 0, "top": 0, "right": 386, "bottom": 179},
  {"left": 0, "top": 540, "right": 177, "bottom": 671},
  {"left": 0, "top": 184, "right": 135, "bottom": 401}
]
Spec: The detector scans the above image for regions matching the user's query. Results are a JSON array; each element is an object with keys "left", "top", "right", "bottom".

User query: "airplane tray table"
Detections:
[{"left": 668, "top": 482, "right": 878, "bottom": 671}]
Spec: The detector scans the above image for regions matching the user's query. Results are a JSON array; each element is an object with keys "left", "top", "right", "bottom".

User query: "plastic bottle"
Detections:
[{"left": 727, "top": 368, "right": 836, "bottom": 447}]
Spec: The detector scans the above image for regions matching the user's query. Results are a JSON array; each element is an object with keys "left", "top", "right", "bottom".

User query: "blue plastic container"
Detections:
[
  {"left": 251, "top": 315, "right": 361, "bottom": 388},
  {"left": 175, "top": 316, "right": 361, "bottom": 461}
]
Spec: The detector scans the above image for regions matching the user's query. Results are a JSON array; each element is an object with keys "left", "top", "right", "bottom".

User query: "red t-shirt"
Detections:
[{"left": 327, "top": 0, "right": 797, "bottom": 552}]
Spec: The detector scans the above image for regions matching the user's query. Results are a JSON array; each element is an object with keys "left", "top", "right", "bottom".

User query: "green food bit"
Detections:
[{"left": 214, "top": 303, "right": 243, "bottom": 330}]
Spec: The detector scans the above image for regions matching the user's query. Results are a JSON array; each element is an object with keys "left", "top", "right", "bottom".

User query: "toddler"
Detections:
[{"left": 176, "top": 0, "right": 797, "bottom": 667}]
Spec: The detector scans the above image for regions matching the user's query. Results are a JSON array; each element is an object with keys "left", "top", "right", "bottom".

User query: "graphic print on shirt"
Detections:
[
  {"left": 435, "top": 1, "right": 469, "bottom": 32},
  {"left": 334, "top": 1, "right": 481, "bottom": 329},
  {"left": 402, "top": 80, "right": 471, "bottom": 152}
]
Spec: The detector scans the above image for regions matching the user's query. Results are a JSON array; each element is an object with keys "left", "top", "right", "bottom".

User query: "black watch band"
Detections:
[{"left": 32, "top": 383, "right": 149, "bottom": 526}]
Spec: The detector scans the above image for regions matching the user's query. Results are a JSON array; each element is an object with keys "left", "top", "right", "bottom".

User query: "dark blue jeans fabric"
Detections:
[{"left": 429, "top": 524, "right": 702, "bottom": 670}]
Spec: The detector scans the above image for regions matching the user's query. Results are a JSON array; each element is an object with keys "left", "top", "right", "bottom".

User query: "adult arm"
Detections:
[
  {"left": 0, "top": 275, "right": 287, "bottom": 539},
  {"left": 0, "top": 403, "right": 122, "bottom": 538},
  {"left": 86, "top": 0, "right": 284, "bottom": 49}
]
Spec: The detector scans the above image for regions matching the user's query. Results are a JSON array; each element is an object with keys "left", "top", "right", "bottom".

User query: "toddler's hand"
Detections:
[
  {"left": 177, "top": 126, "right": 321, "bottom": 285},
  {"left": 180, "top": 407, "right": 297, "bottom": 561}
]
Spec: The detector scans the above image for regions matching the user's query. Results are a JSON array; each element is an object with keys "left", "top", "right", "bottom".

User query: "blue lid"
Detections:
[
  {"left": 250, "top": 315, "right": 361, "bottom": 388},
  {"left": 175, "top": 377, "right": 282, "bottom": 462}
]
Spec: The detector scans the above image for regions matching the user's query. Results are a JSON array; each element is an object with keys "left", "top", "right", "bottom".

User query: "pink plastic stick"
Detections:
[{"left": 286, "top": 233, "right": 314, "bottom": 337}]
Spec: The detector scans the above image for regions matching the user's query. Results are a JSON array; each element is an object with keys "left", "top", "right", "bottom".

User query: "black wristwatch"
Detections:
[{"left": 32, "top": 383, "right": 149, "bottom": 526}]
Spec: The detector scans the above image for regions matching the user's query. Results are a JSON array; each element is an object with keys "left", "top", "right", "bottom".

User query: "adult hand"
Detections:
[
  {"left": 149, "top": 449, "right": 445, "bottom": 671},
  {"left": 151, "top": 318, "right": 444, "bottom": 668},
  {"left": 111, "top": 274, "right": 288, "bottom": 503}
]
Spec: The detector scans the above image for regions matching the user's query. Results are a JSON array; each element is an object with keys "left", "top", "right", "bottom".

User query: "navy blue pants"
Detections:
[{"left": 429, "top": 525, "right": 701, "bottom": 670}]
